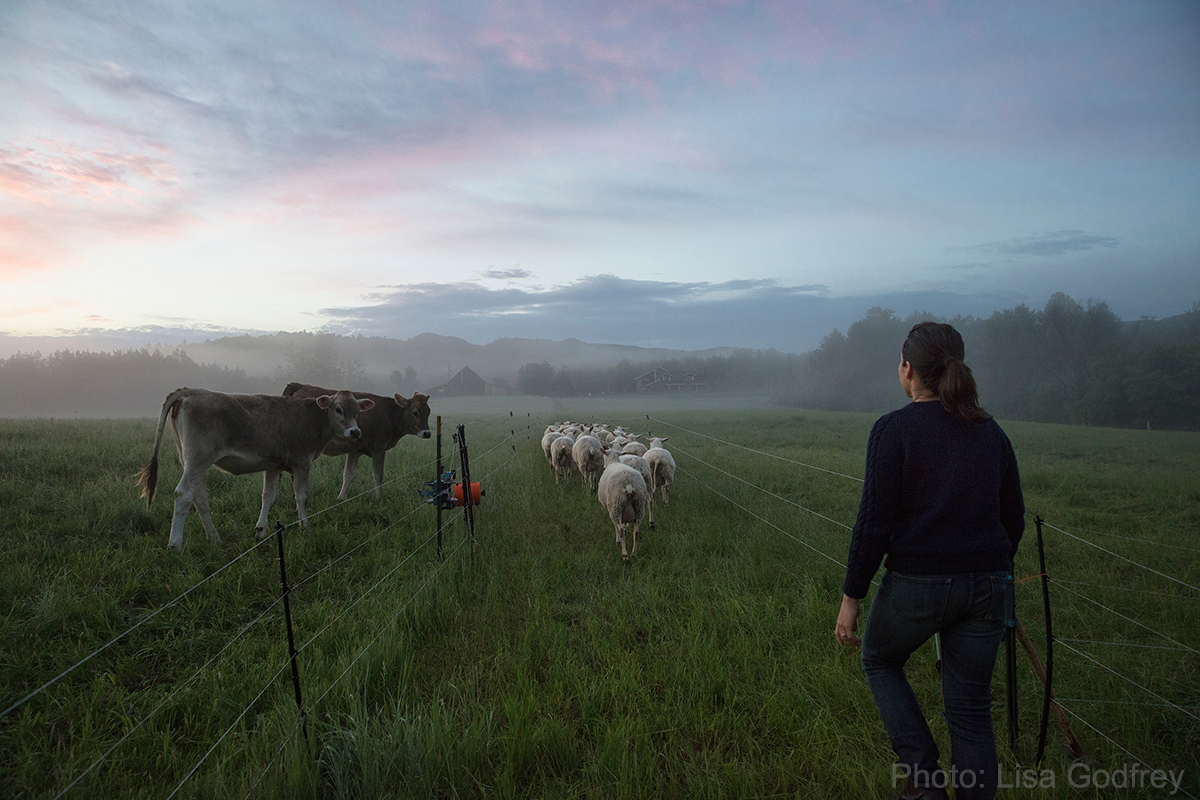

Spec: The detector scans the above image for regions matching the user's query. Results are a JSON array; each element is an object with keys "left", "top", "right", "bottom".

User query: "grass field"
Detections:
[{"left": 1, "top": 394, "right": 1197, "bottom": 799}]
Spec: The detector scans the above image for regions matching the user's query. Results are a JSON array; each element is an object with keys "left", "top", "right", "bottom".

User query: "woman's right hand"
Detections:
[{"left": 835, "top": 594, "right": 863, "bottom": 647}]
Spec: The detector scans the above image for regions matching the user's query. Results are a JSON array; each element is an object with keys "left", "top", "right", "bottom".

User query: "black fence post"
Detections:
[
  {"left": 456, "top": 423, "right": 476, "bottom": 555},
  {"left": 436, "top": 416, "right": 444, "bottom": 560},
  {"left": 275, "top": 521, "right": 307, "bottom": 741},
  {"left": 1006, "top": 587, "right": 1019, "bottom": 753},
  {"left": 1035, "top": 516, "right": 1053, "bottom": 765}
]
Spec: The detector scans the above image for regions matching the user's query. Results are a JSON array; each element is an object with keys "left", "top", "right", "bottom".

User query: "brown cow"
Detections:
[
  {"left": 282, "top": 382, "right": 432, "bottom": 500},
  {"left": 138, "top": 387, "right": 374, "bottom": 550}
]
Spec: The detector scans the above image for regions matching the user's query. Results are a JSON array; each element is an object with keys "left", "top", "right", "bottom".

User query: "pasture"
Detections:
[{"left": 1, "top": 395, "right": 1197, "bottom": 799}]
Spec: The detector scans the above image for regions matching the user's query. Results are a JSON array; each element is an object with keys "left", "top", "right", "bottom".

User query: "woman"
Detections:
[{"left": 835, "top": 322, "right": 1024, "bottom": 800}]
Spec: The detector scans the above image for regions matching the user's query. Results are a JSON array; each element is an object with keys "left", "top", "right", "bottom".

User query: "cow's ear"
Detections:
[
  {"left": 315, "top": 395, "right": 332, "bottom": 408},
  {"left": 393, "top": 392, "right": 405, "bottom": 406},
  {"left": 357, "top": 398, "right": 375, "bottom": 412}
]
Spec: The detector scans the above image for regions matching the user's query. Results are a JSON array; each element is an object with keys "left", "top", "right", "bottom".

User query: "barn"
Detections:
[
  {"left": 634, "top": 367, "right": 705, "bottom": 393},
  {"left": 430, "top": 366, "right": 508, "bottom": 397}
]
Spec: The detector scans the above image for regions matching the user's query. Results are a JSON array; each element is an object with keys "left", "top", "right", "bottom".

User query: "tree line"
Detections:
[
  {"left": 514, "top": 349, "right": 802, "bottom": 398},
  {"left": 776, "top": 294, "right": 1199, "bottom": 431},
  {"left": 2, "top": 292, "right": 1196, "bottom": 428},
  {"left": 0, "top": 349, "right": 256, "bottom": 417}
]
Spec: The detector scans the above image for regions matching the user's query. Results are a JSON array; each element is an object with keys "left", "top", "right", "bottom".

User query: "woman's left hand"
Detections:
[{"left": 835, "top": 594, "right": 863, "bottom": 647}]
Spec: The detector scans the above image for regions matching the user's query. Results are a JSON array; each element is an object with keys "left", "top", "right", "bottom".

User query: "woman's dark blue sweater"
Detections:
[{"left": 842, "top": 401, "right": 1025, "bottom": 600}]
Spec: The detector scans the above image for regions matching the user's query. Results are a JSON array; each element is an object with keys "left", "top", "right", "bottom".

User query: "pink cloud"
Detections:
[{"left": 0, "top": 138, "right": 197, "bottom": 279}]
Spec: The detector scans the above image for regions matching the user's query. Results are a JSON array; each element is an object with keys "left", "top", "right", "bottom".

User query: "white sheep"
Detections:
[
  {"left": 572, "top": 434, "right": 606, "bottom": 492},
  {"left": 643, "top": 436, "right": 676, "bottom": 506},
  {"left": 597, "top": 448, "right": 648, "bottom": 562},
  {"left": 620, "top": 440, "right": 647, "bottom": 457},
  {"left": 550, "top": 434, "right": 576, "bottom": 484},
  {"left": 618, "top": 451, "right": 654, "bottom": 528},
  {"left": 541, "top": 430, "right": 563, "bottom": 461}
]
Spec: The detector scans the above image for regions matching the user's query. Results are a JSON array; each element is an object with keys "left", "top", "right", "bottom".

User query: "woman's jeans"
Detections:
[{"left": 861, "top": 570, "right": 1013, "bottom": 800}]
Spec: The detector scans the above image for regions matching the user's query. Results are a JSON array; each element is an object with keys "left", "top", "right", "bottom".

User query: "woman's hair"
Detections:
[{"left": 901, "top": 321, "right": 992, "bottom": 422}]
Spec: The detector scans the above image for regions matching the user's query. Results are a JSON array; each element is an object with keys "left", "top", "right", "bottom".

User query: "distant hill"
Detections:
[{"left": 175, "top": 331, "right": 747, "bottom": 392}]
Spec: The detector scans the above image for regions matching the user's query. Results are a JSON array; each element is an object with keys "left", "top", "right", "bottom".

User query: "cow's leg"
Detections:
[
  {"left": 371, "top": 453, "right": 386, "bottom": 499},
  {"left": 293, "top": 463, "right": 312, "bottom": 528},
  {"left": 192, "top": 480, "right": 221, "bottom": 544},
  {"left": 338, "top": 454, "right": 361, "bottom": 501},
  {"left": 256, "top": 470, "right": 280, "bottom": 539},
  {"left": 169, "top": 468, "right": 203, "bottom": 551}
]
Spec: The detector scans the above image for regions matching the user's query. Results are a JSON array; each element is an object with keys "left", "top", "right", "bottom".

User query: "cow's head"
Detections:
[
  {"left": 316, "top": 391, "right": 375, "bottom": 440},
  {"left": 395, "top": 391, "right": 432, "bottom": 439}
]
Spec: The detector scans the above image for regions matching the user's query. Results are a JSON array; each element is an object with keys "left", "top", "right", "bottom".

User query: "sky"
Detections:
[{"left": 2, "top": 0, "right": 1198, "bottom": 355}]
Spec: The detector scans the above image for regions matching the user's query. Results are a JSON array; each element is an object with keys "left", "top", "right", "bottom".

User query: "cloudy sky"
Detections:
[{"left": 2, "top": 0, "right": 1198, "bottom": 355}]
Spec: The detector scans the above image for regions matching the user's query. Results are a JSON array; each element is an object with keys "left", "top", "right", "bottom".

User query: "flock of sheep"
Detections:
[{"left": 540, "top": 422, "right": 677, "bottom": 562}]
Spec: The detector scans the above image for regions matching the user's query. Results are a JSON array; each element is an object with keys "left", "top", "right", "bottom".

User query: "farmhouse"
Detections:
[
  {"left": 430, "top": 366, "right": 508, "bottom": 397},
  {"left": 634, "top": 367, "right": 705, "bottom": 393}
]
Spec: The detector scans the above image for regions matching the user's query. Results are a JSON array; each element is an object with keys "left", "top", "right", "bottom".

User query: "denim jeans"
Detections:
[{"left": 861, "top": 570, "right": 1013, "bottom": 800}]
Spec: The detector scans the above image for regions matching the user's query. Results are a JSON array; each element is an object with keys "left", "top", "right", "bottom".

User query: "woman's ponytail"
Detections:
[{"left": 901, "top": 322, "right": 992, "bottom": 423}]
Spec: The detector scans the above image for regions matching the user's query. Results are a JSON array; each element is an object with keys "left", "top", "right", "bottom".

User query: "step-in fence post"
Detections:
[
  {"left": 455, "top": 423, "right": 476, "bottom": 555},
  {"left": 1006, "top": 581, "right": 1019, "bottom": 752},
  {"left": 436, "top": 416, "right": 444, "bottom": 559},
  {"left": 1011, "top": 518, "right": 1083, "bottom": 761},
  {"left": 274, "top": 521, "right": 308, "bottom": 741}
]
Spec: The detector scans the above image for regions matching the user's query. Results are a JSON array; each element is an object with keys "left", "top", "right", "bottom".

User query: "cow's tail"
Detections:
[{"left": 138, "top": 387, "right": 192, "bottom": 509}]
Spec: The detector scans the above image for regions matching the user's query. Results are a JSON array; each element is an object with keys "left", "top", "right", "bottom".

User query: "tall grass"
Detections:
[{"left": 1, "top": 398, "right": 1197, "bottom": 798}]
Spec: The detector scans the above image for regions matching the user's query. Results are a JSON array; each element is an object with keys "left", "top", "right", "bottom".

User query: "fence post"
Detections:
[
  {"left": 436, "top": 416, "right": 444, "bottom": 560},
  {"left": 275, "top": 521, "right": 308, "bottom": 741},
  {"left": 1035, "top": 516, "right": 1054, "bottom": 764},
  {"left": 1006, "top": 584, "right": 1019, "bottom": 752},
  {"left": 456, "top": 423, "right": 475, "bottom": 555}
]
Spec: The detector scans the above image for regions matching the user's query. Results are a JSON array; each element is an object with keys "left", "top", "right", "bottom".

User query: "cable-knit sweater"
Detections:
[{"left": 842, "top": 400, "right": 1025, "bottom": 600}]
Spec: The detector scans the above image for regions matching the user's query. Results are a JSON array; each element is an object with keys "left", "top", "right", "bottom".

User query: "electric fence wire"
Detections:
[
  {"left": 8, "top": 414, "right": 522, "bottom": 799},
  {"left": 674, "top": 463, "right": 848, "bottom": 570},
  {"left": 673, "top": 442, "right": 854, "bottom": 533},
  {"left": 1053, "top": 522, "right": 1200, "bottom": 553},
  {"left": 234, "top": 518, "right": 475, "bottom": 800},
  {"left": 51, "top": 592, "right": 289, "bottom": 799},
  {"left": 168, "top": 434, "right": 482, "bottom": 798},
  {"left": 646, "top": 415, "right": 864, "bottom": 483},
  {"left": 642, "top": 415, "right": 1198, "bottom": 784},
  {"left": 1050, "top": 579, "right": 1199, "bottom": 656},
  {"left": 164, "top": 656, "right": 296, "bottom": 800},
  {"left": 0, "top": 531, "right": 279, "bottom": 722},
  {"left": 1043, "top": 521, "right": 1200, "bottom": 595},
  {"left": 235, "top": 453, "right": 506, "bottom": 799},
  {"left": 1050, "top": 578, "right": 1200, "bottom": 601},
  {"left": 293, "top": 515, "right": 457, "bottom": 664},
  {"left": 299, "top": 453, "right": 441, "bottom": 524},
  {"left": 292, "top": 499, "right": 428, "bottom": 592},
  {"left": 1057, "top": 637, "right": 1194, "bottom": 651},
  {"left": 1056, "top": 702, "right": 1199, "bottom": 800},
  {"left": 1055, "top": 641, "right": 1200, "bottom": 723},
  {"left": 310, "top": 525, "right": 472, "bottom": 710},
  {"left": 1054, "top": 698, "right": 1200, "bottom": 709},
  {"left": 241, "top": 715, "right": 306, "bottom": 800}
]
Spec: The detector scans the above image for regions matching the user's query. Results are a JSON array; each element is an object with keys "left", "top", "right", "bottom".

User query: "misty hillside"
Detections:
[
  {"left": 175, "top": 332, "right": 745, "bottom": 390},
  {"left": 2, "top": 294, "right": 1196, "bottom": 428}
]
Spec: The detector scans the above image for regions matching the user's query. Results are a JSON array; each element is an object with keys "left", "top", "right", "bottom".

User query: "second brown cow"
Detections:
[{"left": 282, "top": 382, "right": 432, "bottom": 500}]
